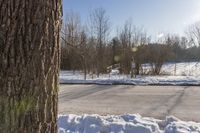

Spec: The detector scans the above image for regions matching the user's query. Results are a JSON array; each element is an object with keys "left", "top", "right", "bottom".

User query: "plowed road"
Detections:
[{"left": 59, "top": 85, "right": 200, "bottom": 122}]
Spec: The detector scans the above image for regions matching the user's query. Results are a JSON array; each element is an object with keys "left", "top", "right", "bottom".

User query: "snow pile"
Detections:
[
  {"left": 164, "top": 116, "right": 200, "bottom": 133},
  {"left": 58, "top": 114, "right": 200, "bottom": 133},
  {"left": 58, "top": 114, "right": 161, "bottom": 133}
]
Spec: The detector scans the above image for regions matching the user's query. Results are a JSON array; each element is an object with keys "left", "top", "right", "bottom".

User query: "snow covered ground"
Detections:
[
  {"left": 58, "top": 114, "right": 200, "bottom": 133},
  {"left": 58, "top": 62, "right": 200, "bottom": 132},
  {"left": 60, "top": 62, "right": 200, "bottom": 85}
]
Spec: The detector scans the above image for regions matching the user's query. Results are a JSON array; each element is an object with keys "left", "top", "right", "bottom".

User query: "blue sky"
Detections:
[{"left": 63, "top": 0, "right": 200, "bottom": 39}]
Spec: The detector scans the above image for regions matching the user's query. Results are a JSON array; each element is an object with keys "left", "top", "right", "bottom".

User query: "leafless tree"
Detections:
[
  {"left": 62, "top": 11, "right": 81, "bottom": 72},
  {"left": 118, "top": 20, "right": 133, "bottom": 74},
  {"left": 132, "top": 26, "right": 150, "bottom": 75},
  {"left": 187, "top": 22, "right": 200, "bottom": 46},
  {"left": 145, "top": 44, "right": 173, "bottom": 75},
  {"left": 117, "top": 20, "right": 150, "bottom": 76},
  {"left": 79, "top": 30, "right": 88, "bottom": 80},
  {"left": 89, "top": 8, "right": 110, "bottom": 77}
]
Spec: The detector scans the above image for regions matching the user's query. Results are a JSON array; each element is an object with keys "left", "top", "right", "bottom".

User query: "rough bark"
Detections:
[{"left": 0, "top": 0, "right": 62, "bottom": 132}]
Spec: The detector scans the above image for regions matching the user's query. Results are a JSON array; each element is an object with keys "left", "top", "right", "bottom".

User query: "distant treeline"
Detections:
[{"left": 168, "top": 45, "right": 200, "bottom": 62}]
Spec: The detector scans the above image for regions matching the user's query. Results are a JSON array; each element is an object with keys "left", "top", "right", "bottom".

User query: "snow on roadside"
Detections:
[
  {"left": 58, "top": 114, "right": 200, "bottom": 133},
  {"left": 60, "top": 73, "right": 200, "bottom": 86},
  {"left": 60, "top": 62, "right": 200, "bottom": 86}
]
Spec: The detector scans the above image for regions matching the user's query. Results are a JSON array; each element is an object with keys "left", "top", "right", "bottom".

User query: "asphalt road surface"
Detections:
[{"left": 59, "top": 85, "right": 200, "bottom": 122}]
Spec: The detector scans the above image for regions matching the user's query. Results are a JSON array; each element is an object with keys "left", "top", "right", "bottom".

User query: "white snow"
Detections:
[
  {"left": 164, "top": 116, "right": 200, "bottom": 133},
  {"left": 58, "top": 114, "right": 200, "bottom": 133},
  {"left": 58, "top": 62, "right": 200, "bottom": 132},
  {"left": 143, "top": 62, "right": 200, "bottom": 76},
  {"left": 110, "top": 69, "right": 120, "bottom": 75},
  {"left": 60, "top": 62, "right": 200, "bottom": 85}
]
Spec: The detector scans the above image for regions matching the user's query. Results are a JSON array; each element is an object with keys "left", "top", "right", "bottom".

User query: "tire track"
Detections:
[
  {"left": 143, "top": 91, "right": 180, "bottom": 117},
  {"left": 59, "top": 85, "right": 113, "bottom": 102},
  {"left": 166, "top": 86, "right": 188, "bottom": 115},
  {"left": 144, "top": 87, "right": 188, "bottom": 119}
]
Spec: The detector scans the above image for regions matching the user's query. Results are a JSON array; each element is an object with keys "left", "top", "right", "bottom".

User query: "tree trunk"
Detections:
[
  {"left": 0, "top": 0, "right": 62, "bottom": 132},
  {"left": 135, "top": 63, "right": 140, "bottom": 75}
]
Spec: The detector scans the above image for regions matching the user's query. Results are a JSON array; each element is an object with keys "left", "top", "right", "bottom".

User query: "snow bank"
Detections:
[
  {"left": 164, "top": 116, "right": 200, "bottom": 133},
  {"left": 58, "top": 114, "right": 200, "bottom": 133},
  {"left": 58, "top": 114, "right": 161, "bottom": 133},
  {"left": 60, "top": 62, "right": 200, "bottom": 86}
]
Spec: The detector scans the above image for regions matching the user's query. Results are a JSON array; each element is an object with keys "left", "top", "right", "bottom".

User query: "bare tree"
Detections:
[
  {"left": 86, "top": 37, "right": 98, "bottom": 78},
  {"left": 132, "top": 26, "right": 149, "bottom": 75},
  {"left": 187, "top": 22, "right": 200, "bottom": 46},
  {"left": 0, "top": 0, "right": 62, "bottom": 132},
  {"left": 61, "top": 11, "right": 94, "bottom": 79},
  {"left": 89, "top": 8, "right": 110, "bottom": 77},
  {"left": 62, "top": 11, "right": 81, "bottom": 72},
  {"left": 78, "top": 29, "right": 88, "bottom": 80},
  {"left": 145, "top": 44, "right": 173, "bottom": 75},
  {"left": 186, "top": 22, "right": 200, "bottom": 61},
  {"left": 116, "top": 20, "right": 150, "bottom": 76},
  {"left": 118, "top": 20, "right": 133, "bottom": 74}
]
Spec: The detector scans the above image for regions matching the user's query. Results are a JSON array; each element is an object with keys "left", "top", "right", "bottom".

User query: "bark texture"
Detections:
[{"left": 0, "top": 0, "right": 62, "bottom": 132}]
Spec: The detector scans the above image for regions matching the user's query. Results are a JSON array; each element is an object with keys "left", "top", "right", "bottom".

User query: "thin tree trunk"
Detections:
[{"left": 0, "top": 0, "right": 62, "bottom": 132}]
